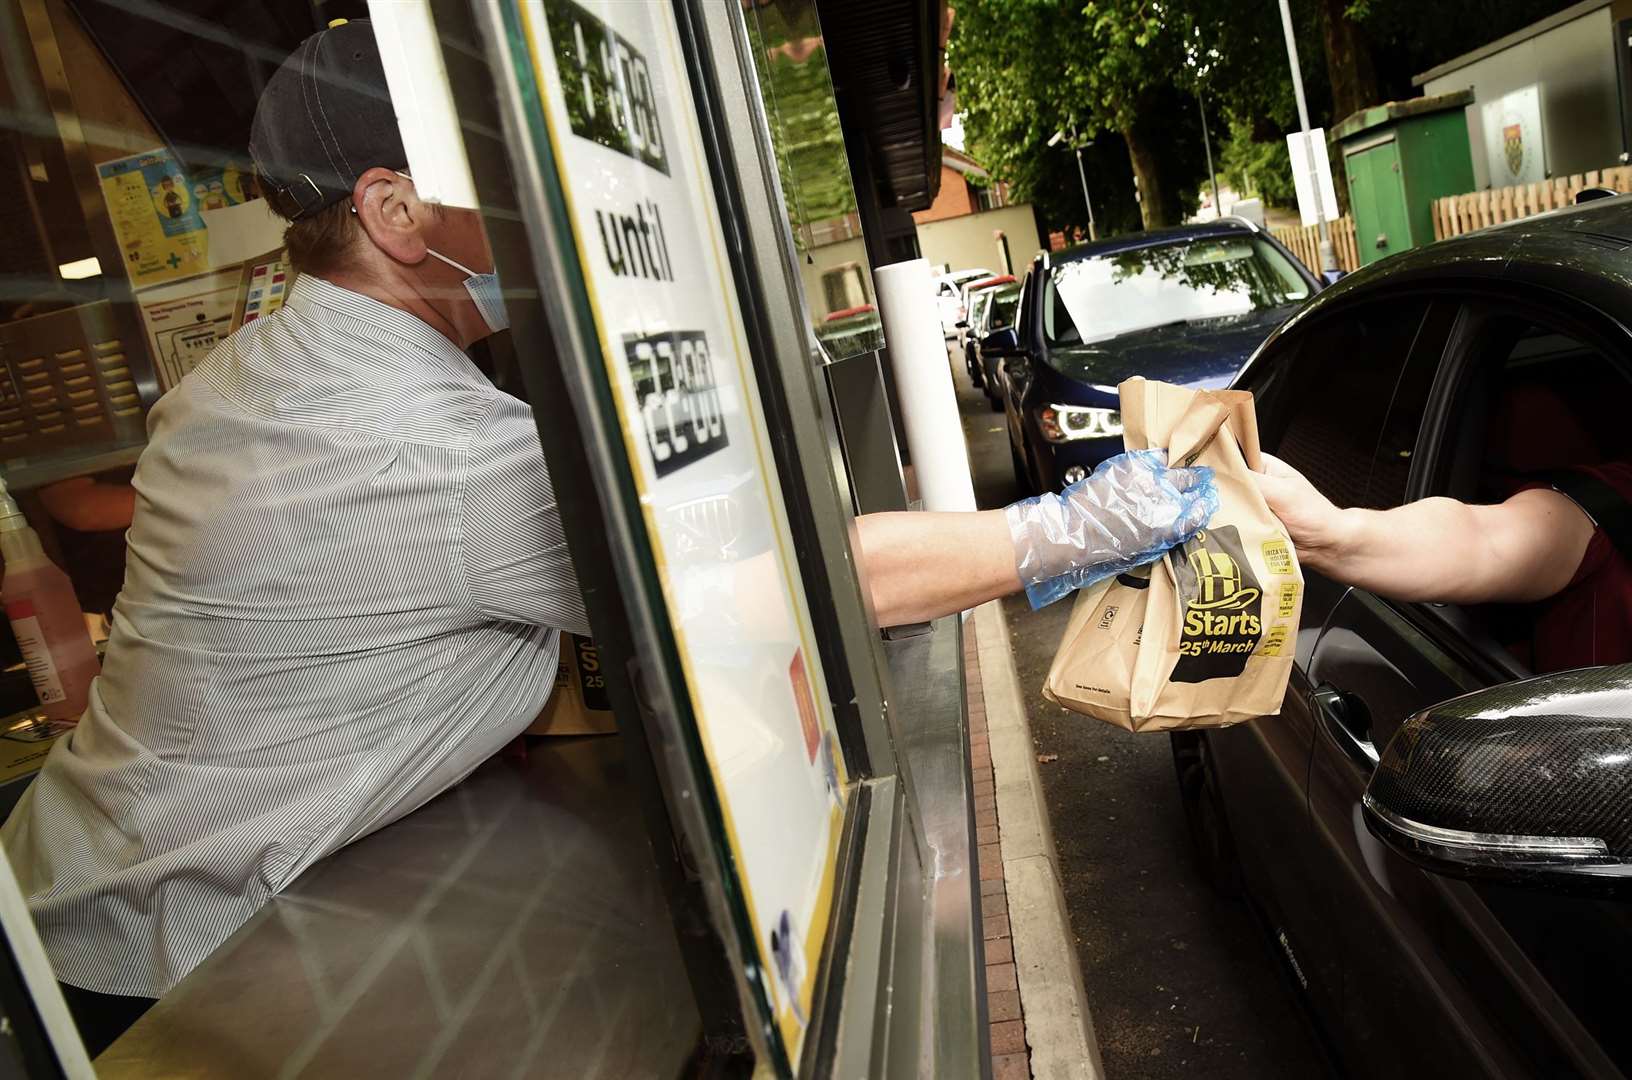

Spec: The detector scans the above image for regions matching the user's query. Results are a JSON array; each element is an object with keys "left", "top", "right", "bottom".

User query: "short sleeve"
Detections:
[{"left": 461, "top": 394, "right": 590, "bottom": 633}]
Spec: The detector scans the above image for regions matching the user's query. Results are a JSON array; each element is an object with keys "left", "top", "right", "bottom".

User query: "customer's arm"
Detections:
[
  {"left": 856, "top": 451, "right": 1217, "bottom": 626},
  {"left": 1251, "top": 453, "right": 1595, "bottom": 605}
]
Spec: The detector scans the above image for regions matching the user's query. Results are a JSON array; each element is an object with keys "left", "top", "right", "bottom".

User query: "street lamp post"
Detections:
[
  {"left": 1277, "top": 0, "right": 1337, "bottom": 274},
  {"left": 1197, "top": 90, "right": 1221, "bottom": 220},
  {"left": 1048, "top": 127, "right": 1097, "bottom": 242}
]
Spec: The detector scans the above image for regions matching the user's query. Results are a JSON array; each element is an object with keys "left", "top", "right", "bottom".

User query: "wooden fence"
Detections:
[
  {"left": 1269, "top": 215, "right": 1360, "bottom": 274},
  {"left": 1434, "top": 165, "right": 1632, "bottom": 239}
]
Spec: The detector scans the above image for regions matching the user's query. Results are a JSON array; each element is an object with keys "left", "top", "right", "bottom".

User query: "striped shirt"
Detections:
[{"left": 1, "top": 276, "right": 587, "bottom": 998}]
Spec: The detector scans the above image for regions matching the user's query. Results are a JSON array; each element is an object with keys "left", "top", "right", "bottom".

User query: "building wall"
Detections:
[
  {"left": 912, "top": 165, "right": 978, "bottom": 223},
  {"left": 800, "top": 236, "right": 871, "bottom": 320},
  {"left": 916, "top": 204, "right": 1042, "bottom": 277},
  {"left": 1423, "top": 4, "right": 1619, "bottom": 189}
]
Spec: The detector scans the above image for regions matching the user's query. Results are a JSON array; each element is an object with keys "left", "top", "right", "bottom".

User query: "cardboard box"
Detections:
[
  {"left": 527, "top": 634, "right": 617, "bottom": 736},
  {"left": 0, "top": 713, "right": 71, "bottom": 820}
]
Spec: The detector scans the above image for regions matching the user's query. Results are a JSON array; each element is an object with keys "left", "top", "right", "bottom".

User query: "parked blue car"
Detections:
[{"left": 991, "top": 219, "right": 1321, "bottom": 493}]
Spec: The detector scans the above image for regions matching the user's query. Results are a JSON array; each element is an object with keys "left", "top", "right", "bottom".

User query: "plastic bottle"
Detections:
[{"left": 0, "top": 477, "right": 99, "bottom": 720}]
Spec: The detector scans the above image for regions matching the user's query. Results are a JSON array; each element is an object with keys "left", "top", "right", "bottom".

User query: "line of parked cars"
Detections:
[{"left": 964, "top": 198, "right": 1632, "bottom": 1077}]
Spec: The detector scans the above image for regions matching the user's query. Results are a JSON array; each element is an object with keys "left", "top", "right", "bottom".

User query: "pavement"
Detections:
[{"left": 952, "top": 363, "right": 1329, "bottom": 1080}]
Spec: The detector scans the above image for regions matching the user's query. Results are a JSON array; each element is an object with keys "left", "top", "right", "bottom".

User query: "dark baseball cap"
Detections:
[{"left": 248, "top": 19, "right": 407, "bottom": 222}]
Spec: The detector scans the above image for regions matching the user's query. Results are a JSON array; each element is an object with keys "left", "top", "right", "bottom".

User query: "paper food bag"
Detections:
[{"left": 1042, "top": 377, "right": 1303, "bottom": 731}]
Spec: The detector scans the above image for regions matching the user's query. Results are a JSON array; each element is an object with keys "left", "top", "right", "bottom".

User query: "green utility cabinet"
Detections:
[{"left": 1332, "top": 90, "right": 1474, "bottom": 266}]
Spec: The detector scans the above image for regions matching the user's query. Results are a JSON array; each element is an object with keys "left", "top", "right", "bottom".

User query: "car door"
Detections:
[
  {"left": 1216, "top": 295, "right": 1453, "bottom": 1019},
  {"left": 1304, "top": 291, "right": 1632, "bottom": 1078}
]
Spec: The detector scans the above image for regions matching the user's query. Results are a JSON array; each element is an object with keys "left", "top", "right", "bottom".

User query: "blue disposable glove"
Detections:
[{"left": 1006, "top": 449, "right": 1218, "bottom": 609}]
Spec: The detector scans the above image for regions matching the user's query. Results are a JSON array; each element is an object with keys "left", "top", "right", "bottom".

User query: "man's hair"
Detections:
[
  {"left": 279, "top": 198, "right": 362, "bottom": 277},
  {"left": 273, "top": 181, "right": 446, "bottom": 277}
]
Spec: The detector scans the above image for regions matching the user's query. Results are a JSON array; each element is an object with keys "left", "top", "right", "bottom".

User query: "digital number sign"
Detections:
[
  {"left": 624, "top": 330, "right": 727, "bottom": 476},
  {"left": 545, "top": 0, "right": 669, "bottom": 175}
]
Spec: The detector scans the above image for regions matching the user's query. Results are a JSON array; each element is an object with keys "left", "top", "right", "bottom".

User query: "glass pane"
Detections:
[
  {"left": 512, "top": 0, "right": 855, "bottom": 1067},
  {"left": 741, "top": 0, "right": 884, "bottom": 361},
  {"left": 0, "top": 4, "right": 702, "bottom": 1073},
  {"left": 1257, "top": 301, "right": 1430, "bottom": 509}
]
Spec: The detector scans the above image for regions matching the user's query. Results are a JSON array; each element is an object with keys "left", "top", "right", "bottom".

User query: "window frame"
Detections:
[{"left": 1388, "top": 284, "right": 1632, "bottom": 683}]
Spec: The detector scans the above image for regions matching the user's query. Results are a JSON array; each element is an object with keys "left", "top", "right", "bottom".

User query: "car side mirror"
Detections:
[
  {"left": 982, "top": 327, "right": 1020, "bottom": 355},
  {"left": 1363, "top": 666, "right": 1632, "bottom": 895}
]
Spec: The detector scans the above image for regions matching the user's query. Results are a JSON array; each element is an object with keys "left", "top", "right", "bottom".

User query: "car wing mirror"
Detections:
[
  {"left": 1363, "top": 665, "right": 1632, "bottom": 895},
  {"left": 981, "top": 327, "right": 1020, "bottom": 355}
]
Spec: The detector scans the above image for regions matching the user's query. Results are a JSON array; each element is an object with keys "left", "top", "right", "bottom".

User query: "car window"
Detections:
[
  {"left": 987, "top": 288, "right": 1021, "bottom": 331},
  {"left": 1433, "top": 315, "right": 1630, "bottom": 504},
  {"left": 1042, "top": 236, "right": 1310, "bottom": 347},
  {"left": 1249, "top": 299, "right": 1440, "bottom": 510},
  {"left": 969, "top": 290, "right": 992, "bottom": 326}
]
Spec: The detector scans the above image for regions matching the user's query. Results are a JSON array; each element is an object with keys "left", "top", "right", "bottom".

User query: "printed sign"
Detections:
[
  {"left": 98, "top": 148, "right": 265, "bottom": 291},
  {"left": 137, "top": 270, "right": 240, "bottom": 391},
  {"left": 1171, "top": 526, "right": 1264, "bottom": 683},
  {"left": 518, "top": 0, "right": 847, "bottom": 1064},
  {"left": 1482, "top": 85, "right": 1545, "bottom": 186},
  {"left": 1285, "top": 128, "right": 1340, "bottom": 229}
]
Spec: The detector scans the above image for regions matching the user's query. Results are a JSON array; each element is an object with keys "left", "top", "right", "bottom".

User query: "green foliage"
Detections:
[
  {"left": 741, "top": 3, "right": 856, "bottom": 249},
  {"left": 1218, "top": 119, "right": 1297, "bottom": 208},
  {"left": 949, "top": 0, "right": 1580, "bottom": 236}
]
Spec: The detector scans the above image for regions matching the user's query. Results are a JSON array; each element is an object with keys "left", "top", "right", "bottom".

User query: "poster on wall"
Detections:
[
  {"left": 98, "top": 147, "right": 266, "bottom": 290},
  {"left": 516, "top": 0, "right": 848, "bottom": 1064},
  {"left": 1482, "top": 85, "right": 1545, "bottom": 187},
  {"left": 136, "top": 269, "right": 239, "bottom": 391}
]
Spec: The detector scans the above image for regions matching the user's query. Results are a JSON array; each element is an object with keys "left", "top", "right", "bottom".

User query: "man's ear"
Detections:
[{"left": 352, "top": 167, "right": 427, "bottom": 265}]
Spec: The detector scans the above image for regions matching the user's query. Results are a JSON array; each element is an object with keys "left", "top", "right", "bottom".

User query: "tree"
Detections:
[{"left": 950, "top": 0, "right": 1216, "bottom": 230}]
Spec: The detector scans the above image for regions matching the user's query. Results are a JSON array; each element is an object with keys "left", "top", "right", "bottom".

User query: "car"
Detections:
[
  {"left": 994, "top": 220, "right": 1318, "bottom": 494},
  {"left": 932, "top": 267, "right": 993, "bottom": 338},
  {"left": 1172, "top": 193, "right": 1632, "bottom": 1078},
  {"left": 955, "top": 274, "right": 1016, "bottom": 386},
  {"left": 969, "top": 281, "right": 1021, "bottom": 409}
]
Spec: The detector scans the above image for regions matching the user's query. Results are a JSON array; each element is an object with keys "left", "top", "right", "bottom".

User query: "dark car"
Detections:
[
  {"left": 967, "top": 281, "right": 1021, "bottom": 409},
  {"left": 1173, "top": 194, "right": 1632, "bottom": 1078},
  {"left": 994, "top": 220, "right": 1318, "bottom": 493}
]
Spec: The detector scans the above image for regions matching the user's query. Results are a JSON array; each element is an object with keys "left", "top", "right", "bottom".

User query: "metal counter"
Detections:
[
  {"left": 97, "top": 736, "right": 699, "bottom": 1079},
  {"left": 881, "top": 615, "right": 987, "bottom": 1075}
]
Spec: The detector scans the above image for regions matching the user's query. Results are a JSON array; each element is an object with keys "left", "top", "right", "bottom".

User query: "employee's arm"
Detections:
[
  {"left": 1251, "top": 453, "right": 1595, "bottom": 605},
  {"left": 855, "top": 451, "right": 1216, "bottom": 626},
  {"left": 38, "top": 476, "right": 136, "bottom": 533},
  {"left": 855, "top": 510, "right": 1021, "bottom": 625}
]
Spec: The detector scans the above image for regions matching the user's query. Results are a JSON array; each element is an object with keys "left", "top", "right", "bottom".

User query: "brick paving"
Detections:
[{"left": 964, "top": 619, "right": 1033, "bottom": 1079}]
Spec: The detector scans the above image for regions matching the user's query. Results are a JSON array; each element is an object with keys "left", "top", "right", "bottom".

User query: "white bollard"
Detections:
[{"left": 873, "top": 259, "right": 977, "bottom": 514}]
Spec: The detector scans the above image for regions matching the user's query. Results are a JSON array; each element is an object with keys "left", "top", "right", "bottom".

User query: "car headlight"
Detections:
[{"left": 1037, "top": 404, "right": 1123, "bottom": 443}]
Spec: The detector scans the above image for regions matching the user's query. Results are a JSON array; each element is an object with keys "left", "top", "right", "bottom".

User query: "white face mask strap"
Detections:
[{"left": 423, "top": 247, "right": 479, "bottom": 278}]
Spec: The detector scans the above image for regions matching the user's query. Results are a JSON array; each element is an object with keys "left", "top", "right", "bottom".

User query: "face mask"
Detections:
[
  {"left": 424, "top": 248, "right": 509, "bottom": 334},
  {"left": 391, "top": 171, "right": 509, "bottom": 334}
]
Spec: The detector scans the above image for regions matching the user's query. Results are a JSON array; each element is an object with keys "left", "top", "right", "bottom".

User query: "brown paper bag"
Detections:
[
  {"left": 1042, "top": 377, "right": 1303, "bottom": 731},
  {"left": 526, "top": 634, "right": 618, "bottom": 736}
]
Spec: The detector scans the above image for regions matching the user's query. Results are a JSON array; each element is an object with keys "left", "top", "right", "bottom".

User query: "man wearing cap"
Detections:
[{"left": 1, "top": 21, "right": 1214, "bottom": 1053}]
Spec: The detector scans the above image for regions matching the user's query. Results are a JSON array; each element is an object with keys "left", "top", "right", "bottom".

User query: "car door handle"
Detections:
[{"left": 1313, "top": 684, "right": 1379, "bottom": 769}]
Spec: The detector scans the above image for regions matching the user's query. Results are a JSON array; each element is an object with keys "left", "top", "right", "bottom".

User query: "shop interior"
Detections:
[{"left": 0, "top": 0, "right": 978, "bottom": 1076}]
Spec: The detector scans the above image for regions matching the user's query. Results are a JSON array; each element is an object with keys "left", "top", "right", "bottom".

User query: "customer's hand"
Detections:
[
  {"left": 1007, "top": 449, "right": 1218, "bottom": 607},
  {"left": 1250, "top": 453, "right": 1351, "bottom": 561}
]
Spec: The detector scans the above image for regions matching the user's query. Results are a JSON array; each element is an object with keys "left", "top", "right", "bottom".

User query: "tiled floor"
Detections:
[{"left": 964, "top": 620, "right": 1032, "bottom": 1080}]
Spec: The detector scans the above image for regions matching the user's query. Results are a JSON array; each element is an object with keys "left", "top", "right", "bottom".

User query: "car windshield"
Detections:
[
  {"left": 987, "top": 287, "right": 1021, "bottom": 330},
  {"left": 1043, "top": 236, "right": 1310, "bottom": 347}
]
